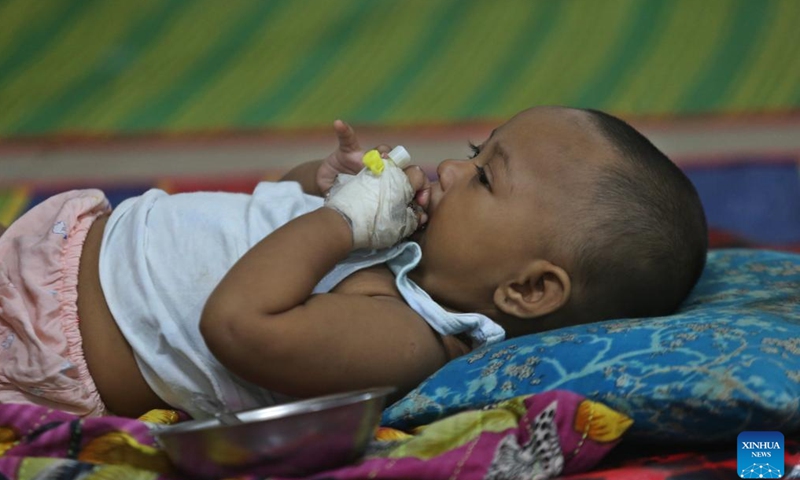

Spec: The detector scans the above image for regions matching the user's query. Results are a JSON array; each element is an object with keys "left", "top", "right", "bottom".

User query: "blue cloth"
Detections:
[{"left": 686, "top": 160, "right": 800, "bottom": 244}]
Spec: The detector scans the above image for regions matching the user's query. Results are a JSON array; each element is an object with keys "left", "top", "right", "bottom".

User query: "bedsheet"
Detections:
[
  {"left": 0, "top": 390, "right": 628, "bottom": 479},
  {"left": 2, "top": 394, "right": 796, "bottom": 479},
  {"left": 561, "top": 440, "right": 800, "bottom": 479}
]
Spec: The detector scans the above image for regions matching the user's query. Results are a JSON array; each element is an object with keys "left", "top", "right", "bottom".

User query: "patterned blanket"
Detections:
[
  {"left": 3, "top": 393, "right": 797, "bottom": 480},
  {"left": 0, "top": 391, "right": 630, "bottom": 479}
]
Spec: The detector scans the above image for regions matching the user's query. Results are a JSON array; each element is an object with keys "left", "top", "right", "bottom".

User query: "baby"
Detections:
[{"left": 0, "top": 106, "right": 707, "bottom": 419}]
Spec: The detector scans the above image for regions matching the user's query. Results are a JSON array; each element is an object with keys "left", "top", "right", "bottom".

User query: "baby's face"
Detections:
[{"left": 409, "top": 106, "right": 612, "bottom": 316}]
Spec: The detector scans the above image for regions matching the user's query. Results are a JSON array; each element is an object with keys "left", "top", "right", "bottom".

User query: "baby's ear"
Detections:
[{"left": 493, "top": 260, "right": 571, "bottom": 319}]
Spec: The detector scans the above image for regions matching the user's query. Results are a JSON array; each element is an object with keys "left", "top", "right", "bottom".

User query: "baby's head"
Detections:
[{"left": 409, "top": 106, "right": 707, "bottom": 337}]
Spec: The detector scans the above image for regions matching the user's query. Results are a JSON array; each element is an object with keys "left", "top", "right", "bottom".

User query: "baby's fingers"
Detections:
[
  {"left": 334, "top": 119, "right": 361, "bottom": 154},
  {"left": 374, "top": 144, "right": 393, "bottom": 156},
  {"left": 403, "top": 165, "right": 431, "bottom": 210},
  {"left": 402, "top": 165, "right": 430, "bottom": 227}
]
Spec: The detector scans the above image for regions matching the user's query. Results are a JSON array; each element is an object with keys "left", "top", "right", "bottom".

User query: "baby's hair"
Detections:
[{"left": 563, "top": 109, "right": 708, "bottom": 324}]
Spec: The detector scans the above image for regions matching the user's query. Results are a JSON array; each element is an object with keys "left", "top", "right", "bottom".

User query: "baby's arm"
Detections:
[
  {"left": 280, "top": 120, "right": 365, "bottom": 196},
  {"left": 201, "top": 168, "right": 445, "bottom": 401}
]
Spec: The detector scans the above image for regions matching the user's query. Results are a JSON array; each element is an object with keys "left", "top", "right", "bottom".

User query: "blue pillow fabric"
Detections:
[{"left": 382, "top": 249, "right": 800, "bottom": 443}]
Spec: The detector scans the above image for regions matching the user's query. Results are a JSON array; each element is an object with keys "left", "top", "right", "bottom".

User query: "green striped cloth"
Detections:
[{"left": 0, "top": 0, "right": 798, "bottom": 138}]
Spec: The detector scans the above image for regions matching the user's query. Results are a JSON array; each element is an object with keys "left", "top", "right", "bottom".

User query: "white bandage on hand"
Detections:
[{"left": 324, "top": 160, "right": 418, "bottom": 250}]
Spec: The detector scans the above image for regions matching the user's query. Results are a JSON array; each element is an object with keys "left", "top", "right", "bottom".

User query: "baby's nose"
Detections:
[{"left": 436, "top": 159, "right": 468, "bottom": 192}]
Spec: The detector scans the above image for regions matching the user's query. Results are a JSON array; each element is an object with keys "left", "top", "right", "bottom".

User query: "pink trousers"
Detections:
[{"left": 0, "top": 190, "right": 111, "bottom": 417}]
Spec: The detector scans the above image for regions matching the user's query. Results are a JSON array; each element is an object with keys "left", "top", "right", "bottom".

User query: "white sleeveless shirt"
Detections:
[{"left": 99, "top": 181, "right": 504, "bottom": 418}]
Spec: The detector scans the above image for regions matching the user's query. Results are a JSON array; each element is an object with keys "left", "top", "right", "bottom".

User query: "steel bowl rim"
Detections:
[{"left": 156, "top": 386, "right": 395, "bottom": 439}]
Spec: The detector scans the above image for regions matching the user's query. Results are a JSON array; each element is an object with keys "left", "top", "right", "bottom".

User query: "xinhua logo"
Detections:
[{"left": 738, "top": 431, "right": 784, "bottom": 479}]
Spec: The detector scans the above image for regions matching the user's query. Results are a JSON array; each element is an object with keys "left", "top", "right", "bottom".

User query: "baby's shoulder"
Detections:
[{"left": 330, "top": 264, "right": 401, "bottom": 299}]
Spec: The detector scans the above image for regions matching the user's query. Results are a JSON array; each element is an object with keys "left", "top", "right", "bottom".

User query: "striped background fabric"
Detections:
[{"left": 1, "top": 0, "right": 798, "bottom": 139}]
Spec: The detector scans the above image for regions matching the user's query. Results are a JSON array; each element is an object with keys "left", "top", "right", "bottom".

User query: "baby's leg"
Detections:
[{"left": 0, "top": 191, "right": 111, "bottom": 417}]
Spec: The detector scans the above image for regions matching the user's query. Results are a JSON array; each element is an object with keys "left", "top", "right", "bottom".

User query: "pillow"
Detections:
[{"left": 382, "top": 249, "right": 800, "bottom": 443}]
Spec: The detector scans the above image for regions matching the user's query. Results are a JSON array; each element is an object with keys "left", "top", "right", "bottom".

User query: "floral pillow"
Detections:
[{"left": 382, "top": 249, "right": 800, "bottom": 443}]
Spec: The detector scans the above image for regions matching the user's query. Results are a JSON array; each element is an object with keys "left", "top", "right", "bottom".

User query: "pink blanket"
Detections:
[{"left": 0, "top": 390, "right": 630, "bottom": 479}]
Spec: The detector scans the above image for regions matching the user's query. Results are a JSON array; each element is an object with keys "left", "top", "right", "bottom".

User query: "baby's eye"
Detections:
[
  {"left": 475, "top": 164, "right": 491, "bottom": 190},
  {"left": 468, "top": 141, "right": 481, "bottom": 159}
]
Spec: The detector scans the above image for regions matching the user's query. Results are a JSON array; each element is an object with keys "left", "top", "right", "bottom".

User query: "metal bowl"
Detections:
[{"left": 155, "top": 387, "right": 394, "bottom": 478}]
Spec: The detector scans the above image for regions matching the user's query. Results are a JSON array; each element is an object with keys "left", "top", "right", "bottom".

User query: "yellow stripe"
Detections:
[
  {"left": 111, "top": 0, "right": 254, "bottom": 131},
  {"left": 726, "top": 0, "right": 789, "bottom": 109},
  {"left": 495, "top": 0, "right": 603, "bottom": 114},
  {"left": 59, "top": 1, "right": 246, "bottom": 133},
  {"left": 652, "top": 0, "right": 734, "bottom": 114},
  {"left": 766, "top": 6, "right": 800, "bottom": 109},
  {"left": 726, "top": 0, "right": 782, "bottom": 109},
  {"left": 0, "top": 1, "right": 161, "bottom": 132},
  {"left": 553, "top": 0, "right": 640, "bottom": 109},
  {"left": 0, "top": 186, "right": 30, "bottom": 225},
  {"left": 434, "top": 0, "right": 533, "bottom": 118},
  {"left": 609, "top": 0, "right": 682, "bottom": 113},
  {"left": 768, "top": 40, "right": 800, "bottom": 109},
  {"left": 654, "top": 0, "right": 736, "bottom": 113},
  {"left": 168, "top": 0, "right": 294, "bottom": 130},
  {"left": 280, "top": 1, "right": 442, "bottom": 127},
  {"left": 345, "top": 0, "right": 462, "bottom": 123},
  {"left": 610, "top": 0, "right": 731, "bottom": 115},
  {"left": 384, "top": 1, "right": 531, "bottom": 122},
  {"left": 168, "top": 1, "right": 354, "bottom": 130},
  {"left": 754, "top": 1, "right": 800, "bottom": 109},
  {"left": 490, "top": 0, "right": 635, "bottom": 117},
  {"left": 0, "top": 1, "right": 59, "bottom": 57},
  {"left": 235, "top": 1, "right": 385, "bottom": 127}
]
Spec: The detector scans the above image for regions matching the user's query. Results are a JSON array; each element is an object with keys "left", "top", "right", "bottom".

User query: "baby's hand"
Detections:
[
  {"left": 325, "top": 160, "right": 428, "bottom": 250},
  {"left": 317, "top": 120, "right": 365, "bottom": 194}
]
